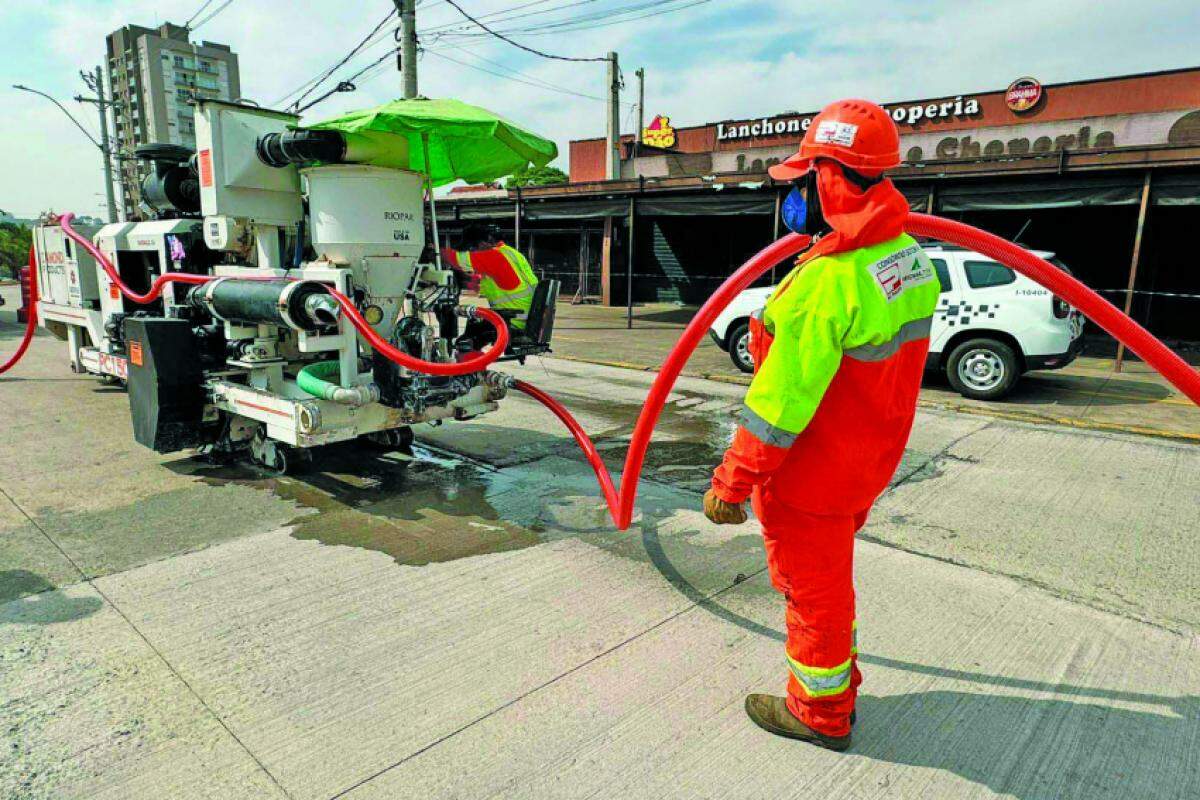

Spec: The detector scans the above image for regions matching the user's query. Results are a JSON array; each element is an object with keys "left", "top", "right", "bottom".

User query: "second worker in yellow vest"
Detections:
[{"left": 441, "top": 223, "right": 539, "bottom": 349}]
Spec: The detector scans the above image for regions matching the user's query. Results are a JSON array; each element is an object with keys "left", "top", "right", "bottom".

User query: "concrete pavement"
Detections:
[{"left": 2, "top": 314, "right": 1198, "bottom": 799}]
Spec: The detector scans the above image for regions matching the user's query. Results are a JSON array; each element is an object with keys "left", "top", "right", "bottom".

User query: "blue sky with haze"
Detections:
[{"left": 2, "top": 0, "right": 1197, "bottom": 218}]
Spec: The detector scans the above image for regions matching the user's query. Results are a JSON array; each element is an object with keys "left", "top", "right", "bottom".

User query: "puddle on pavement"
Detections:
[
  {"left": 168, "top": 385, "right": 762, "bottom": 576},
  {"left": 184, "top": 443, "right": 554, "bottom": 566}
]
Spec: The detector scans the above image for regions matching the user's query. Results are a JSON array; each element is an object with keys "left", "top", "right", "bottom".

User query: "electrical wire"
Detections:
[
  {"left": 423, "top": 48, "right": 634, "bottom": 107},
  {"left": 190, "top": 0, "right": 236, "bottom": 31},
  {"left": 419, "top": 0, "right": 602, "bottom": 36},
  {"left": 286, "top": 9, "right": 398, "bottom": 111},
  {"left": 440, "top": 0, "right": 609, "bottom": 62},
  {"left": 185, "top": 0, "right": 217, "bottom": 28},
  {"left": 440, "top": 0, "right": 713, "bottom": 38}
]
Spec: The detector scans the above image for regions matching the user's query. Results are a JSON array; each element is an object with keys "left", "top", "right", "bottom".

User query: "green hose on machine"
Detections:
[{"left": 296, "top": 361, "right": 380, "bottom": 406}]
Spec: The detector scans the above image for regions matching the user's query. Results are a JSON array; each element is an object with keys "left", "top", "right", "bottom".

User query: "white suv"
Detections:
[{"left": 709, "top": 243, "right": 1085, "bottom": 400}]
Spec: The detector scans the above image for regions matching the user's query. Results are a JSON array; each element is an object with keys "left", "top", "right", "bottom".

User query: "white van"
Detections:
[{"left": 709, "top": 243, "right": 1085, "bottom": 400}]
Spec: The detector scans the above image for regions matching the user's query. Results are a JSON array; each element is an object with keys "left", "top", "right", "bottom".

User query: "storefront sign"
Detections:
[
  {"left": 642, "top": 115, "right": 677, "bottom": 149},
  {"left": 716, "top": 96, "right": 983, "bottom": 142},
  {"left": 1006, "top": 77, "right": 1043, "bottom": 113},
  {"left": 702, "top": 110, "right": 1192, "bottom": 175}
]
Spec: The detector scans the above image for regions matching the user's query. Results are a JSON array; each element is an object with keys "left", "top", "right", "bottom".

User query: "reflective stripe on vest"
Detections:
[
  {"left": 844, "top": 316, "right": 932, "bottom": 362},
  {"left": 787, "top": 655, "right": 853, "bottom": 698},
  {"left": 738, "top": 403, "right": 798, "bottom": 449},
  {"left": 480, "top": 245, "right": 537, "bottom": 319}
]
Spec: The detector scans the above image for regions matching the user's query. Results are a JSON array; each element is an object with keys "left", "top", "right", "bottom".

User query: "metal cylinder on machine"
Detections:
[{"left": 188, "top": 279, "right": 341, "bottom": 331}]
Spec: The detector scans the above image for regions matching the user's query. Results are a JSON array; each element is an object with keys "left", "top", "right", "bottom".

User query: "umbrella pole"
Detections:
[{"left": 422, "top": 133, "right": 444, "bottom": 270}]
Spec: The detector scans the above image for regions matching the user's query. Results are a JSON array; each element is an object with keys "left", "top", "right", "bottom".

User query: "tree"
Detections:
[
  {"left": 0, "top": 222, "right": 32, "bottom": 279},
  {"left": 505, "top": 164, "right": 568, "bottom": 189}
]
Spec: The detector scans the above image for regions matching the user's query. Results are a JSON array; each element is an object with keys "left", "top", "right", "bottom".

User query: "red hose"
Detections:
[
  {"left": 54, "top": 212, "right": 505, "bottom": 377},
  {"left": 516, "top": 217, "right": 1200, "bottom": 531},
  {"left": 330, "top": 291, "right": 509, "bottom": 376},
  {"left": 907, "top": 214, "right": 1200, "bottom": 405},
  {"left": 514, "top": 232, "right": 814, "bottom": 529},
  {"left": 0, "top": 244, "right": 39, "bottom": 375}
]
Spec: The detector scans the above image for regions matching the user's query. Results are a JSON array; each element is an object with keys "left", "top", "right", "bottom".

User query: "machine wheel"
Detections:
[
  {"left": 251, "top": 431, "right": 311, "bottom": 476},
  {"left": 366, "top": 427, "right": 415, "bottom": 457},
  {"left": 265, "top": 444, "right": 312, "bottom": 476},
  {"left": 946, "top": 338, "right": 1020, "bottom": 401},
  {"left": 727, "top": 322, "right": 754, "bottom": 374}
]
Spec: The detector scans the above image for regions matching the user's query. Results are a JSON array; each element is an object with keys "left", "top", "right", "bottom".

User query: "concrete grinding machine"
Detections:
[{"left": 34, "top": 99, "right": 558, "bottom": 473}]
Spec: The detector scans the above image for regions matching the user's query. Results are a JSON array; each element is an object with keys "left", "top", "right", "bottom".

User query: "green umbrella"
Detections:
[{"left": 308, "top": 97, "right": 558, "bottom": 187}]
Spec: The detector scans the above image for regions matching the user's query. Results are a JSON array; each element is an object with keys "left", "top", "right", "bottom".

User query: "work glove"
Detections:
[{"left": 703, "top": 488, "right": 748, "bottom": 525}]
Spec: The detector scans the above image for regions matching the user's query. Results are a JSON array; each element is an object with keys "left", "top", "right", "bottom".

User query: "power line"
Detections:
[
  {"left": 419, "top": 0, "right": 602, "bottom": 36},
  {"left": 441, "top": 0, "right": 714, "bottom": 38},
  {"left": 422, "top": 48, "right": 634, "bottom": 106},
  {"left": 440, "top": 0, "right": 608, "bottom": 62},
  {"left": 288, "top": 8, "right": 398, "bottom": 111},
  {"left": 190, "top": 0, "right": 236, "bottom": 31},
  {"left": 185, "top": 0, "right": 217, "bottom": 28}
]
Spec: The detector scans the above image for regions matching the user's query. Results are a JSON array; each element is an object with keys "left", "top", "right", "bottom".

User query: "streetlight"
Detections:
[{"left": 14, "top": 81, "right": 118, "bottom": 222}]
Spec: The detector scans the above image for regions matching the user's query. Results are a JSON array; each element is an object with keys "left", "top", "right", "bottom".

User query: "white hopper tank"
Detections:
[{"left": 304, "top": 165, "right": 428, "bottom": 332}]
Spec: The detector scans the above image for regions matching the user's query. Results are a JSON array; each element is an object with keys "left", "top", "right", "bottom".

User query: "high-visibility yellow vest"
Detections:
[
  {"left": 454, "top": 244, "right": 539, "bottom": 330},
  {"left": 743, "top": 233, "right": 940, "bottom": 440}
]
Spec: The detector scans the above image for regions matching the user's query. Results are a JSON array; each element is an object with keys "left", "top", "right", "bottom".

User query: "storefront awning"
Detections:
[
  {"left": 936, "top": 175, "right": 1144, "bottom": 211},
  {"left": 637, "top": 195, "right": 774, "bottom": 216},
  {"left": 1152, "top": 173, "right": 1200, "bottom": 206},
  {"left": 523, "top": 199, "right": 629, "bottom": 220}
]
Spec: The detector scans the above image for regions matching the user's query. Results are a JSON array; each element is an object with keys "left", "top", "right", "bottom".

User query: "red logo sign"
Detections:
[
  {"left": 641, "top": 115, "right": 677, "bottom": 149},
  {"left": 1005, "top": 77, "right": 1043, "bottom": 113},
  {"left": 198, "top": 149, "right": 214, "bottom": 187},
  {"left": 129, "top": 341, "right": 143, "bottom": 367}
]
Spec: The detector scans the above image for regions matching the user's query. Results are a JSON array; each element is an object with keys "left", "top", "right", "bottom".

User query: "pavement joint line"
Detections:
[
  {"left": 325, "top": 561, "right": 769, "bottom": 800},
  {"left": 0, "top": 482, "right": 296, "bottom": 800},
  {"left": 885, "top": 421, "right": 995, "bottom": 493}
]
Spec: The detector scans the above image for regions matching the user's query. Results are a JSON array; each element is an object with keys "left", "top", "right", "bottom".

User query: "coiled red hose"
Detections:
[
  {"left": 515, "top": 217, "right": 1200, "bottom": 531},
  {"left": 0, "top": 245, "right": 39, "bottom": 375},
  {"left": 51, "top": 212, "right": 506, "bottom": 377}
]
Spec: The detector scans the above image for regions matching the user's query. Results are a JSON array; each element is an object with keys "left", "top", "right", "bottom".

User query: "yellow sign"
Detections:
[{"left": 641, "top": 115, "right": 677, "bottom": 149}]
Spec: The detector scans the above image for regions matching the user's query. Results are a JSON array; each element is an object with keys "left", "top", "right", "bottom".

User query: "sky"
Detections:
[{"left": 1, "top": 0, "right": 1198, "bottom": 219}]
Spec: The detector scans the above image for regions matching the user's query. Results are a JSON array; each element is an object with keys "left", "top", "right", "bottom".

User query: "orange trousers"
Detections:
[{"left": 752, "top": 487, "right": 866, "bottom": 737}]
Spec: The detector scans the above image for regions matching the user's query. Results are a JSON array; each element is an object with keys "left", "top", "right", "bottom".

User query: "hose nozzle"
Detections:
[{"left": 304, "top": 294, "right": 341, "bottom": 328}]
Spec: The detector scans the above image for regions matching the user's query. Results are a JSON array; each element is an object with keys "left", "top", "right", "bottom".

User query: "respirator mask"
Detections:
[{"left": 780, "top": 169, "right": 829, "bottom": 237}]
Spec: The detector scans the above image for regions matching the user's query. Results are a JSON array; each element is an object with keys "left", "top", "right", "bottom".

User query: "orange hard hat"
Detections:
[{"left": 768, "top": 99, "right": 900, "bottom": 181}]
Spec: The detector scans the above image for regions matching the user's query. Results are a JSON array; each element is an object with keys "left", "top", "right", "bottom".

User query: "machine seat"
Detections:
[{"left": 497, "top": 279, "right": 559, "bottom": 364}]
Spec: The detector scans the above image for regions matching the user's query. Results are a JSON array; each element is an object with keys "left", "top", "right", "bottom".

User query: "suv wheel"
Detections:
[
  {"left": 727, "top": 322, "right": 754, "bottom": 373},
  {"left": 946, "top": 338, "right": 1020, "bottom": 400}
]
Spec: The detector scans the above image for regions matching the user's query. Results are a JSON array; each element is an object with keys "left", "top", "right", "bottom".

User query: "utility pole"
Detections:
[
  {"left": 79, "top": 66, "right": 117, "bottom": 223},
  {"left": 605, "top": 52, "right": 621, "bottom": 180},
  {"left": 395, "top": 0, "right": 419, "bottom": 99},
  {"left": 634, "top": 68, "right": 645, "bottom": 160}
]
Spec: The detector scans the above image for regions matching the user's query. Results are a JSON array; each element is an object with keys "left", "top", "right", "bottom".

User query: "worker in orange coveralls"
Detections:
[{"left": 705, "top": 100, "right": 940, "bottom": 751}]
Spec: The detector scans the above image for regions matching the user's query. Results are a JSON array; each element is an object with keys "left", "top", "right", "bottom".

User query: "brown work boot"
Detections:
[{"left": 744, "top": 694, "right": 852, "bottom": 751}]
